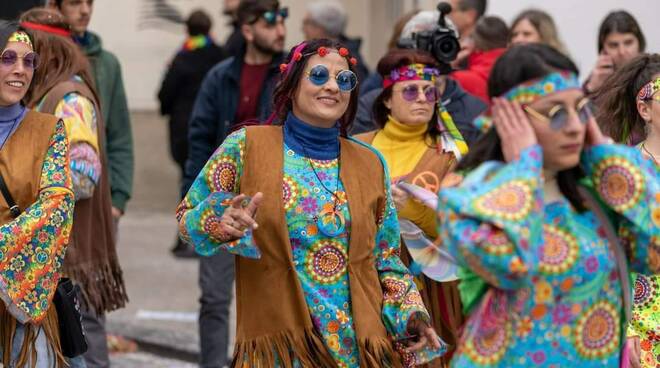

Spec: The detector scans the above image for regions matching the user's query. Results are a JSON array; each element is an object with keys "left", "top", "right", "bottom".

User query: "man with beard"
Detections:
[{"left": 182, "top": 0, "right": 286, "bottom": 367}]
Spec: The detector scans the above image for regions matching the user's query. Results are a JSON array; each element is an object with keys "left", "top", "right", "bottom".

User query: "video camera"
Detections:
[{"left": 397, "top": 2, "right": 460, "bottom": 72}]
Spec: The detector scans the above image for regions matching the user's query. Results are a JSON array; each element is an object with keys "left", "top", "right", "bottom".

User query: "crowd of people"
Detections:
[{"left": 0, "top": 0, "right": 658, "bottom": 367}]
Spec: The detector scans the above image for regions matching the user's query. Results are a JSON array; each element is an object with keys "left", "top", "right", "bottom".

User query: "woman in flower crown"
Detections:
[
  {"left": 595, "top": 53, "right": 660, "bottom": 368},
  {"left": 177, "top": 38, "right": 447, "bottom": 367},
  {"left": 0, "top": 21, "right": 74, "bottom": 367},
  {"left": 438, "top": 44, "right": 659, "bottom": 367},
  {"left": 356, "top": 48, "right": 464, "bottom": 367}
]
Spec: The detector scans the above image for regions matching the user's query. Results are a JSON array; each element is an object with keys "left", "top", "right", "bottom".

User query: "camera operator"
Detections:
[{"left": 350, "top": 5, "right": 487, "bottom": 144}]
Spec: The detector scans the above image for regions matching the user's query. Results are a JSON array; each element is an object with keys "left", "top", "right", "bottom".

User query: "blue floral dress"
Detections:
[
  {"left": 437, "top": 144, "right": 659, "bottom": 367},
  {"left": 177, "top": 128, "right": 446, "bottom": 367}
]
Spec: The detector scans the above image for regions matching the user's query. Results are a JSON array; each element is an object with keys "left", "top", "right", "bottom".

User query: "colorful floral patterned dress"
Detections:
[
  {"left": 0, "top": 119, "right": 74, "bottom": 323},
  {"left": 178, "top": 127, "right": 445, "bottom": 367},
  {"left": 437, "top": 144, "right": 659, "bottom": 367},
  {"left": 629, "top": 148, "right": 660, "bottom": 367}
]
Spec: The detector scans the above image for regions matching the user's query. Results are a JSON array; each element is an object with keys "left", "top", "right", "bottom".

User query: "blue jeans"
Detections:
[{"left": 0, "top": 322, "right": 54, "bottom": 367}]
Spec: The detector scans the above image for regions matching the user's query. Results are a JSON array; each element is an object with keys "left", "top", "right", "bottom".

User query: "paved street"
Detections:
[{"left": 107, "top": 111, "right": 235, "bottom": 366}]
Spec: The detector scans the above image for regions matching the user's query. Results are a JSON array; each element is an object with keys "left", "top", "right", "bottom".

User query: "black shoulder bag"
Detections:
[{"left": 0, "top": 170, "right": 88, "bottom": 358}]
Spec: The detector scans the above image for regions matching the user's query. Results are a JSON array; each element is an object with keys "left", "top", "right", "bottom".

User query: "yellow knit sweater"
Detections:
[{"left": 372, "top": 116, "right": 438, "bottom": 238}]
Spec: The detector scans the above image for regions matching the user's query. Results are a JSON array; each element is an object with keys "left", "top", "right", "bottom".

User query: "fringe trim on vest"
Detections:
[
  {"left": 230, "top": 328, "right": 404, "bottom": 368},
  {"left": 64, "top": 260, "right": 128, "bottom": 315},
  {"left": 357, "top": 336, "right": 403, "bottom": 368},
  {"left": 231, "top": 327, "right": 338, "bottom": 368},
  {"left": 1, "top": 303, "right": 66, "bottom": 368}
]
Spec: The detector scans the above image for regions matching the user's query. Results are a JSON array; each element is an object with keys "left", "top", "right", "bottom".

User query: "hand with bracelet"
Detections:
[{"left": 219, "top": 192, "right": 263, "bottom": 239}]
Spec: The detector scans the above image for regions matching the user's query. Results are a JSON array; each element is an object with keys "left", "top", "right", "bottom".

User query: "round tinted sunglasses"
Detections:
[
  {"left": 305, "top": 64, "right": 357, "bottom": 92},
  {"left": 395, "top": 84, "right": 440, "bottom": 103},
  {"left": 261, "top": 7, "right": 289, "bottom": 25},
  {"left": 0, "top": 49, "right": 39, "bottom": 70},
  {"left": 524, "top": 98, "right": 593, "bottom": 130}
]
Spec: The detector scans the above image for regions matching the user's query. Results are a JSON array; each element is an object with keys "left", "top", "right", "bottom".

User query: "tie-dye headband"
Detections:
[
  {"left": 503, "top": 71, "right": 581, "bottom": 104},
  {"left": 637, "top": 77, "right": 660, "bottom": 102},
  {"left": 470, "top": 71, "right": 581, "bottom": 134},
  {"left": 7, "top": 31, "right": 33, "bottom": 49},
  {"left": 383, "top": 63, "right": 441, "bottom": 89}
]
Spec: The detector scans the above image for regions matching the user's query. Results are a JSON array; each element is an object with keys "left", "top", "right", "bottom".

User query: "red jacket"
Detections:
[{"left": 450, "top": 48, "right": 507, "bottom": 105}]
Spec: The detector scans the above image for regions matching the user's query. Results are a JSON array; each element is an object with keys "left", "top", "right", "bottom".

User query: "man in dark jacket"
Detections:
[
  {"left": 158, "top": 10, "right": 225, "bottom": 257},
  {"left": 183, "top": 1, "right": 286, "bottom": 367}
]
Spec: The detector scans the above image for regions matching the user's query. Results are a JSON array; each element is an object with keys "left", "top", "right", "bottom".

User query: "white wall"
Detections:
[
  {"left": 88, "top": 0, "right": 659, "bottom": 111},
  {"left": 414, "top": 0, "right": 659, "bottom": 78}
]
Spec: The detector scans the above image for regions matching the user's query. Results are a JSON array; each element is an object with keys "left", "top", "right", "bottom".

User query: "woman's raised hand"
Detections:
[
  {"left": 492, "top": 98, "right": 538, "bottom": 162},
  {"left": 219, "top": 192, "right": 264, "bottom": 239}
]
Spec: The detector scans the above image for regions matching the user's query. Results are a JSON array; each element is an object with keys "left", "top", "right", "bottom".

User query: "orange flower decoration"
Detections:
[
  {"left": 338, "top": 47, "right": 349, "bottom": 57},
  {"left": 349, "top": 57, "right": 358, "bottom": 66},
  {"left": 317, "top": 46, "right": 329, "bottom": 57},
  {"left": 293, "top": 51, "right": 303, "bottom": 61},
  {"left": 279, "top": 63, "right": 288, "bottom": 73}
]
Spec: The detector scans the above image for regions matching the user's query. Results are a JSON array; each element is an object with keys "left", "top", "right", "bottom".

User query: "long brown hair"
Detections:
[
  {"left": 595, "top": 54, "right": 660, "bottom": 143},
  {"left": 271, "top": 38, "right": 359, "bottom": 136},
  {"left": 511, "top": 9, "right": 567, "bottom": 55},
  {"left": 20, "top": 8, "right": 99, "bottom": 108}
]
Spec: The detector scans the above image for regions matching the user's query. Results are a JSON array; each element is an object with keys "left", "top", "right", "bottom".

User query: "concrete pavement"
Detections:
[{"left": 106, "top": 111, "right": 235, "bottom": 366}]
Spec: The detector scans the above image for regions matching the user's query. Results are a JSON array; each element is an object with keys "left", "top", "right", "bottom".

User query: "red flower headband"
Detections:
[{"left": 279, "top": 43, "right": 358, "bottom": 74}]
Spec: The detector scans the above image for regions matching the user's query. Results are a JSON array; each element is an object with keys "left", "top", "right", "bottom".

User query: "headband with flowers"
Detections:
[
  {"left": 503, "top": 71, "right": 581, "bottom": 104},
  {"left": 279, "top": 43, "right": 358, "bottom": 74},
  {"left": 637, "top": 77, "right": 660, "bottom": 102},
  {"left": 7, "top": 31, "right": 33, "bottom": 49},
  {"left": 382, "top": 63, "right": 441, "bottom": 89}
]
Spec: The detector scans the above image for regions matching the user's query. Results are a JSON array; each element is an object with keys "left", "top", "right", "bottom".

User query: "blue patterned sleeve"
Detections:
[
  {"left": 437, "top": 145, "right": 545, "bottom": 290},
  {"left": 375, "top": 167, "right": 447, "bottom": 363},
  {"left": 581, "top": 143, "right": 660, "bottom": 274},
  {"left": 176, "top": 129, "right": 260, "bottom": 258}
]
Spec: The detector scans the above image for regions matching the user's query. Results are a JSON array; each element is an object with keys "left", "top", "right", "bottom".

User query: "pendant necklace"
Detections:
[
  {"left": 290, "top": 131, "right": 346, "bottom": 237},
  {"left": 641, "top": 142, "right": 659, "bottom": 166}
]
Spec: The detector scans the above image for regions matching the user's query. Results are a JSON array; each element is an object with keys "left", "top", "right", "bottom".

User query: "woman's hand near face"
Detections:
[
  {"left": 492, "top": 98, "right": 538, "bottom": 162},
  {"left": 584, "top": 116, "right": 611, "bottom": 147},
  {"left": 219, "top": 192, "right": 263, "bottom": 239}
]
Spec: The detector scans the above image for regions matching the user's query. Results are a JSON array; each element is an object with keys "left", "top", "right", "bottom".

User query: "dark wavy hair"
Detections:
[
  {"left": 270, "top": 38, "right": 360, "bottom": 136},
  {"left": 373, "top": 48, "right": 443, "bottom": 143},
  {"left": 456, "top": 44, "right": 587, "bottom": 210},
  {"left": 595, "top": 54, "right": 660, "bottom": 144}
]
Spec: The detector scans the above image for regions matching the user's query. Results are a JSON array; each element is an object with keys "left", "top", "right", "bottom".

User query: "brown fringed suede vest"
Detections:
[
  {"left": 233, "top": 126, "right": 402, "bottom": 368},
  {"left": 355, "top": 131, "right": 463, "bottom": 368},
  {"left": 38, "top": 80, "right": 128, "bottom": 314},
  {"left": 0, "top": 111, "right": 64, "bottom": 367}
]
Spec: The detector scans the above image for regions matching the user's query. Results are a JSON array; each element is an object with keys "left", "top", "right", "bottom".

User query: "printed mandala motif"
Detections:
[
  {"left": 539, "top": 225, "right": 579, "bottom": 275},
  {"left": 574, "top": 300, "right": 619, "bottom": 359},
  {"left": 594, "top": 157, "right": 645, "bottom": 212},
  {"left": 282, "top": 174, "right": 299, "bottom": 210},
  {"left": 473, "top": 180, "right": 534, "bottom": 222},
  {"left": 207, "top": 157, "right": 237, "bottom": 192},
  {"left": 305, "top": 239, "right": 348, "bottom": 284}
]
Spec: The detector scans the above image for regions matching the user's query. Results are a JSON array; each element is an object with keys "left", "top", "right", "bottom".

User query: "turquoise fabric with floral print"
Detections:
[
  {"left": 437, "top": 144, "right": 660, "bottom": 367},
  {"left": 178, "top": 127, "right": 447, "bottom": 367}
]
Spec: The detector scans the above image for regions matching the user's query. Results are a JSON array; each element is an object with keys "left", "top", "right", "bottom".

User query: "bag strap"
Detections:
[
  {"left": 578, "top": 186, "right": 632, "bottom": 323},
  {"left": 0, "top": 170, "right": 20, "bottom": 218}
]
